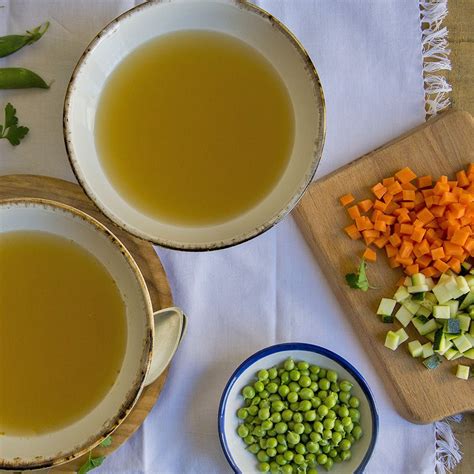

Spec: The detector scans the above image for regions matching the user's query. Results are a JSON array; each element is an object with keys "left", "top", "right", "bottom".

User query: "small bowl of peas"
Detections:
[{"left": 218, "top": 343, "right": 378, "bottom": 474}]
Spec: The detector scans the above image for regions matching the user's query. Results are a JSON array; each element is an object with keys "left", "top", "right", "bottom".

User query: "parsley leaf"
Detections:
[
  {"left": 0, "top": 103, "right": 29, "bottom": 146},
  {"left": 77, "top": 437, "right": 112, "bottom": 473},
  {"left": 345, "top": 260, "right": 370, "bottom": 291},
  {"left": 100, "top": 436, "right": 112, "bottom": 448}
]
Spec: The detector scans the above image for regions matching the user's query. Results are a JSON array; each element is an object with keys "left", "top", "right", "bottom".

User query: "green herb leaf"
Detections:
[
  {"left": 345, "top": 260, "right": 370, "bottom": 291},
  {"left": 77, "top": 455, "right": 106, "bottom": 474},
  {"left": 100, "top": 436, "right": 112, "bottom": 448},
  {"left": 0, "top": 103, "right": 29, "bottom": 146}
]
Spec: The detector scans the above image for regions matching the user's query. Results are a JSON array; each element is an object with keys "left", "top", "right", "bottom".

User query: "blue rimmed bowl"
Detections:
[{"left": 218, "top": 343, "right": 378, "bottom": 473}]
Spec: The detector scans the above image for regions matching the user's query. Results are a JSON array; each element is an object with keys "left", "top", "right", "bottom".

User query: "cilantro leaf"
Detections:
[
  {"left": 78, "top": 455, "right": 106, "bottom": 474},
  {"left": 100, "top": 436, "right": 112, "bottom": 448},
  {"left": 345, "top": 260, "right": 370, "bottom": 291},
  {"left": 0, "top": 103, "right": 29, "bottom": 146}
]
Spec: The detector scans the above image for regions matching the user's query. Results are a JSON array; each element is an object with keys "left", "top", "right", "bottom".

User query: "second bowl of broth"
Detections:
[{"left": 65, "top": 0, "right": 325, "bottom": 249}]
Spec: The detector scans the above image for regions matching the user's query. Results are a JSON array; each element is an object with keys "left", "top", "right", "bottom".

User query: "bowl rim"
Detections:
[
  {"left": 218, "top": 342, "right": 379, "bottom": 474},
  {"left": 0, "top": 197, "right": 154, "bottom": 471},
  {"left": 63, "top": 0, "right": 326, "bottom": 251}
]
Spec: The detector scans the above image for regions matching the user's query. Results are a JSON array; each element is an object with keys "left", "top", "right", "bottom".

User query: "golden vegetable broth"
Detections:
[
  {"left": 95, "top": 30, "right": 294, "bottom": 225},
  {"left": 0, "top": 231, "right": 126, "bottom": 434}
]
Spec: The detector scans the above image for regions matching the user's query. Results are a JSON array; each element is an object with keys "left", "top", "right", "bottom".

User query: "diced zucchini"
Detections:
[
  {"left": 411, "top": 273, "right": 426, "bottom": 287},
  {"left": 393, "top": 286, "right": 410, "bottom": 303},
  {"left": 433, "top": 328, "right": 444, "bottom": 351},
  {"left": 411, "top": 292, "right": 425, "bottom": 301},
  {"left": 433, "top": 305, "right": 450, "bottom": 319},
  {"left": 444, "top": 318, "right": 461, "bottom": 335},
  {"left": 444, "top": 348, "right": 458, "bottom": 360},
  {"left": 425, "top": 277, "right": 435, "bottom": 290},
  {"left": 395, "top": 305, "right": 414, "bottom": 327},
  {"left": 395, "top": 328, "right": 408, "bottom": 345},
  {"left": 465, "top": 334, "right": 474, "bottom": 347},
  {"left": 455, "top": 365, "right": 470, "bottom": 380},
  {"left": 423, "top": 354, "right": 442, "bottom": 369},
  {"left": 436, "top": 340, "right": 453, "bottom": 356},
  {"left": 416, "top": 305, "right": 432, "bottom": 318},
  {"left": 461, "top": 262, "right": 472, "bottom": 273},
  {"left": 384, "top": 331, "right": 400, "bottom": 351},
  {"left": 457, "top": 314, "right": 471, "bottom": 332},
  {"left": 377, "top": 298, "right": 397, "bottom": 316},
  {"left": 419, "top": 318, "right": 439, "bottom": 336},
  {"left": 452, "top": 351, "right": 464, "bottom": 360},
  {"left": 456, "top": 276, "right": 470, "bottom": 295},
  {"left": 433, "top": 276, "right": 463, "bottom": 304},
  {"left": 459, "top": 290, "right": 474, "bottom": 310},
  {"left": 425, "top": 331, "right": 436, "bottom": 342},
  {"left": 404, "top": 276, "right": 413, "bottom": 287},
  {"left": 465, "top": 275, "right": 474, "bottom": 288},
  {"left": 412, "top": 317, "right": 425, "bottom": 334},
  {"left": 408, "top": 285, "right": 429, "bottom": 294},
  {"left": 403, "top": 299, "right": 421, "bottom": 315},
  {"left": 471, "top": 322, "right": 474, "bottom": 337},
  {"left": 446, "top": 300, "right": 459, "bottom": 318},
  {"left": 408, "top": 340, "right": 423, "bottom": 358},
  {"left": 453, "top": 334, "right": 473, "bottom": 353},
  {"left": 438, "top": 273, "right": 452, "bottom": 285},
  {"left": 422, "top": 342, "right": 434, "bottom": 358},
  {"left": 463, "top": 348, "right": 474, "bottom": 360}
]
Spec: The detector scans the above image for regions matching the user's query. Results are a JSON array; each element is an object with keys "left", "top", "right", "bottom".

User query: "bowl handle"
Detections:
[{"left": 144, "top": 306, "right": 187, "bottom": 386}]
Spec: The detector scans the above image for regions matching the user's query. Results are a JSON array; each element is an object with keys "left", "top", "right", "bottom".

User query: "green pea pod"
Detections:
[
  {"left": 0, "top": 68, "right": 49, "bottom": 89},
  {"left": 0, "top": 22, "right": 49, "bottom": 58}
]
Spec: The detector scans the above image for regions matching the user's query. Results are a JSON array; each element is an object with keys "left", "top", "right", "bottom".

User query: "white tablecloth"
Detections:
[{"left": 1, "top": 1, "right": 436, "bottom": 472}]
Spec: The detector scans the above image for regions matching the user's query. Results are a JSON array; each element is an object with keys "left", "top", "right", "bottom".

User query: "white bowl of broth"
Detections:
[
  {"left": 0, "top": 199, "right": 184, "bottom": 470},
  {"left": 64, "top": 0, "right": 325, "bottom": 250}
]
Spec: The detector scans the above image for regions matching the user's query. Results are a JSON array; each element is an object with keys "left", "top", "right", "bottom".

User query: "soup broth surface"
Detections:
[
  {"left": 95, "top": 30, "right": 294, "bottom": 226},
  {"left": 0, "top": 231, "right": 127, "bottom": 435}
]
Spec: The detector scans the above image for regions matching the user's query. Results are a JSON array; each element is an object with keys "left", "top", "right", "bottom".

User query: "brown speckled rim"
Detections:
[
  {"left": 63, "top": 0, "right": 326, "bottom": 252},
  {"left": 0, "top": 198, "right": 154, "bottom": 471}
]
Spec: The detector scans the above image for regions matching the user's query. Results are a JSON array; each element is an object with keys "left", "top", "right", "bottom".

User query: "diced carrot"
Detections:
[
  {"left": 418, "top": 239, "right": 431, "bottom": 256},
  {"left": 385, "top": 201, "right": 399, "bottom": 214},
  {"left": 416, "top": 254, "right": 432, "bottom": 269},
  {"left": 358, "top": 199, "right": 373, "bottom": 213},
  {"left": 448, "top": 181, "right": 458, "bottom": 189},
  {"left": 418, "top": 175, "right": 433, "bottom": 188},
  {"left": 374, "top": 220, "right": 387, "bottom": 232},
  {"left": 443, "top": 241, "right": 464, "bottom": 257},
  {"left": 396, "top": 256, "right": 414, "bottom": 266},
  {"left": 431, "top": 247, "right": 445, "bottom": 260},
  {"left": 385, "top": 244, "right": 398, "bottom": 258},
  {"left": 402, "top": 190, "right": 416, "bottom": 201},
  {"left": 389, "top": 257, "right": 401, "bottom": 268},
  {"left": 405, "top": 263, "right": 419, "bottom": 276},
  {"left": 439, "top": 192, "right": 457, "bottom": 206},
  {"left": 431, "top": 205, "right": 446, "bottom": 218},
  {"left": 383, "top": 177, "right": 395, "bottom": 187},
  {"left": 411, "top": 227, "right": 426, "bottom": 243},
  {"left": 400, "top": 224, "right": 414, "bottom": 235},
  {"left": 383, "top": 193, "right": 393, "bottom": 204},
  {"left": 362, "top": 230, "right": 379, "bottom": 246},
  {"left": 362, "top": 247, "right": 377, "bottom": 262},
  {"left": 397, "top": 212, "right": 411, "bottom": 224},
  {"left": 421, "top": 266, "right": 438, "bottom": 277},
  {"left": 456, "top": 170, "right": 469, "bottom": 187},
  {"left": 434, "top": 259, "right": 450, "bottom": 273},
  {"left": 440, "top": 175, "right": 448, "bottom": 184},
  {"left": 392, "top": 192, "right": 404, "bottom": 202},
  {"left": 413, "top": 219, "right": 424, "bottom": 227},
  {"left": 380, "top": 214, "right": 396, "bottom": 225},
  {"left": 387, "top": 181, "right": 403, "bottom": 195},
  {"left": 449, "top": 203, "right": 466, "bottom": 219},
  {"left": 448, "top": 257, "right": 461, "bottom": 273},
  {"left": 433, "top": 181, "right": 450, "bottom": 195},
  {"left": 347, "top": 205, "right": 361, "bottom": 220},
  {"left": 417, "top": 208, "right": 435, "bottom": 224},
  {"left": 399, "top": 241, "right": 414, "bottom": 259},
  {"left": 373, "top": 200, "right": 387, "bottom": 212},
  {"left": 402, "top": 182, "right": 417, "bottom": 191},
  {"left": 340, "top": 194, "right": 355, "bottom": 206},
  {"left": 451, "top": 227, "right": 470, "bottom": 247},
  {"left": 389, "top": 234, "right": 402, "bottom": 247},
  {"left": 373, "top": 236, "right": 389, "bottom": 249},
  {"left": 371, "top": 183, "right": 387, "bottom": 199},
  {"left": 401, "top": 202, "right": 415, "bottom": 210},
  {"left": 344, "top": 224, "right": 362, "bottom": 240},
  {"left": 395, "top": 167, "right": 417, "bottom": 184}
]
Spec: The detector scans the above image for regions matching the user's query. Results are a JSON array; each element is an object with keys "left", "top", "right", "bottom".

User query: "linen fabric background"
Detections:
[{"left": 1, "top": 1, "right": 435, "bottom": 472}]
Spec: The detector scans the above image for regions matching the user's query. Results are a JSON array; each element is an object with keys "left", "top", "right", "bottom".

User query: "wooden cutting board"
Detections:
[{"left": 293, "top": 110, "right": 474, "bottom": 424}]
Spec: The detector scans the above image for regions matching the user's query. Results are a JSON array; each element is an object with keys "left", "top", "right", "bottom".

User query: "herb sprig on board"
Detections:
[
  {"left": 0, "top": 103, "right": 29, "bottom": 146},
  {"left": 77, "top": 436, "right": 112, "bottom": 474}
]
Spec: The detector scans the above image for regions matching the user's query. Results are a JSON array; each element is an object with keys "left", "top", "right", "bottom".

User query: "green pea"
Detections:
[
  {"left": 276, "top": 454, "right": 287, "bottom": 465},
  {"left": 345, "top": 434, "right": 355, "bottom": 443},
  {"left": 281, "top": 372, "right": 290, "bottom": 384},
  {"left": 271, "top": 412, "right": 282, "bottom": 423},
  {"left": 253, "top": 426, "right": 266, "bottom": 438},
  {"left": 310, "top": 431, "right": 322, "bottom": 442},
  {"left": 254, "top": 381, "right": 265, "bottom": 392},
  {"left": 243, "top": 386, "right": 255, "bottom": 399},
  {"left": 310, "top": 365, "right": 321, "bottom": 375},
  {"left": 322, "top": 445, "right": 331, "bottom": 454},
  {"left": 317, "top": 405, "right": 329, "bottom": 417},
  {"left": 297, "top": 361, "right": 309, "bottom": 370},
  {"left": 288, "top": 382, "right": 300, "bottom": 393},
  {"left": 313, "top": 421, "right": 324, "bottom": 433},
  {"left": 244, "top": 435, "right": 255, "bottom": 445},
  {"left": 344, "top": 423, "right": 354, "bottom": 434},
  {"left": 277, "top": 434, "right": 286, "bottom": 444},
  {"left": 317, "top": 453, "right": 328, "bottom": 465},
  {"left": 310, "top": 381, "right": 319, "bottom": 392},
  {"left": 275, "top": 422, "right": 288, "bottom": 434},
  {"left": 340, "top": 450, "right": 352, "bottom": 461},
  {"left": 308, "top": 468, "right": 318, "bottom": 474},
  {"left": 258, "top": 369, "right": 269, "bottom": 381},
  {"left": 349, "top": 408, "right": 360, "bottom": 422},
  {"left": 294, "top": 453, "right": 305, "bottom": 465},
  {"left": 237, "top": 424, "right": 249, "bottom": 438},
  {"left": 259, "top": 462, "right": 270, "bottom": 472},
  {"left": 257, "top": 450, "right": 270, "bottom": 462},
  {"left": 266, "top": 447, "right": 277, "bottom": 457},
  {"left": 284, "top": 359, "right": 295, "bottom": 371},
  {"left": 284, "top": 450, "right": 294, "bottom": 462},
  {"left": 324, "top": 396, "right": 337, "bottom": 409},
  {"left": 287, "top": 392, "right": 299, "bottom": 403},
  {"left": 299, "top": 400, "right": 312, "bottom": 412},
  {"left": 277, "top": 444, "right": 287, "bottom": 454},
  {"left": 299, "top": 375, "right": 312, "bottom": 388},
  {"left": 326, "top": 370, "right": 338, "bottom": 383},
  {"left": 267, "top": 382, "right": 278, "bottom": 394},
  {"left": 295, "top": 443, "right": 306, "bottom": 455},
  {"left": 279, "top": 385, "right": 290, "bottom": 398},
  {"left": 304, "top": 410, "right": 317, "bottom": 422},
  {"left": 329, "top": 448, "right": 338, "bottom": 458},
  {"left": 267, "top": 429, "right": 277, "bottom": 437},
  {"left": 349, "top": 396, "right": 360, "bottom": 408},
  {"left": 268, "top": 368, "right": 278, "bottom": 379},
  {"left": 293, "top": 423, "right": 304, "bottom": 435},
  {"left": 339, "top": 439, "right": 351, "bottom": 451},
  {"left": 299, "top": 388, "right": 314, "bottom": 400},
  {"left": 262, "top": 420, "right": 273, "bottom": 431},
  {"left": 286, "top": 431, "right": 300, "bottom": 445},
  {"left": 282, "top": 409, "right": 293, "bottom": 422},
  {"left": 260, "top": 438, "right": 268, "bottom": 450},
  {"left": 319, "top": 378, "right": 330, "bottom": 391},
  {"left": 334, "top": 455, "right": 342, "bottom": 463},
  {"left": 270, "top": 461, "right": 280, "bottom": 473},
  {"left": 319, "top": 369, "right": 327, "bottom": 378},
  {"left": 330, "top": 382, "right": 340, "bottom": 393},
  {"left": 318, "top": 390, "right": 328, "bottom": 400},
  {"left": 303, "top": 422, "right": 312, "bottom": 434},
  {"left": 339, "top": 391, "right": 350, "bottom": 404},
  {"left": 259, "top": 408, "right": 270, "bottom": 420},
  {"left": 306, "top": 441, "right": 319, "bottom": 454},
  {"left": 340, "top": 380, "right": 353, "bottom": 392},
  {"left": 306, "top": 453, "right": 316, "bottom": 464},
  {"left": 312, "top": 397, "right": 322, "bottom": 408},
  {"left": 323, "top": 418, "right": 335, "bottom": 430},
  {"left": 292, "top": 412, "right": 303, "bottom": 423},
  {"left": 341, "top": 416, "right": 352, "bottom": 427},
  {"left": 260, "top": 390, "right": 269, "bottom": 399},
  {"left": 353, "top": 424, "right": 363, "bottom": 440},
  {"left": 338, "top": 406, "right": 349, "bottom": 418},
  {"left": 334, "top": 420, "right": 344, "bottom": 433},
  {"left": 0, "top": 67, "right": 49, "bottom": 90},
  {"left": 289, "top": 370, "right": 301, "bottom": 381},
  {"left": 289, "top": 402, "right": 299, "bottom": 411},
  {"left": 324, "top": 457, "right": 334, "bottom": 470},
  {"left": 259, "top": 400, "right": 270, "bottom": 409},
  {"left": 326, "top": 410, "right": 336, "bottom": 420},
  {"left": 237, "top": 408, "right": 248, "bottom": 419},
  {"left": 281, "top": 465, "right": 293, "bottom": 474},
  {"left": 248, "top": 443, "right": 260, "bottom": 454},
  {"left": 331, "top": 431, "right": 342, "bottom": 445},
  {"left": 272, "top": 400, "right": 285, "bottom": 412},
  {"left": 322, "top": 429, "right": 332, "bottom": 440}
]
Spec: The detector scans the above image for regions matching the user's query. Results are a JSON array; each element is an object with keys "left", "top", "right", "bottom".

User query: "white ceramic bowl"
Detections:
[
  {"left": 0, "top": 199, "right": 185, "bottom": 471},
  {"left": 218, "top": 343, "right": 378, "bottom": 474},
  {"left": 64, "top": 0, "right": 325, "bottom": 251}
]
